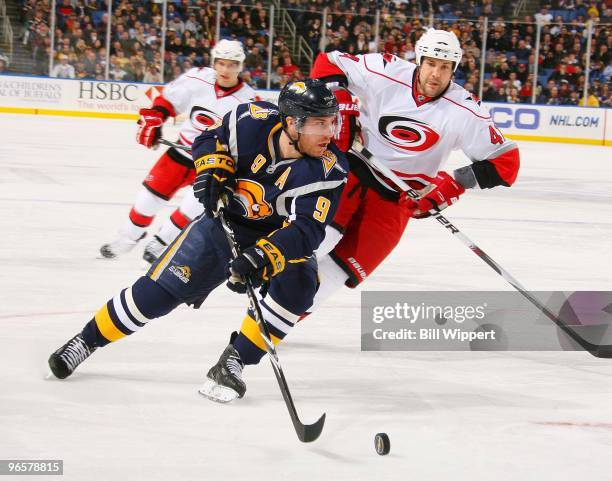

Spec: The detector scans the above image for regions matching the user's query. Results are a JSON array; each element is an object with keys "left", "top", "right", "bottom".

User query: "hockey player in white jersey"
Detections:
[
  {"left": 100, "top": 40, "right": 256, "bottom": 262},
  {"left": 307, "top": 28, "right": 521, "bottom": 306}
]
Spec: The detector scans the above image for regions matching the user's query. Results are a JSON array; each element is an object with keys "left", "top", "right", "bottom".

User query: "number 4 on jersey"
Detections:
[{"left": 489, "top": 125, "right": 505, "bottom": 145}]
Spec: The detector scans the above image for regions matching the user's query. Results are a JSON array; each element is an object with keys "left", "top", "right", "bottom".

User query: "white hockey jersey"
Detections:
[
  {"left": 159, "top": 67, "right": 256, "bottom": 159},
  {"left": 327, "top": 51, "right": 518, "bottom": 188}
]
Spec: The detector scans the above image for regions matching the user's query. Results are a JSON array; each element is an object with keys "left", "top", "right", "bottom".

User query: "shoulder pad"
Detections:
[
  {"left": 443, "top": 83, "right": 492, "bottom": 119},
  {"left": 237, "top": 101, "right": 280, "bottom": 122}
]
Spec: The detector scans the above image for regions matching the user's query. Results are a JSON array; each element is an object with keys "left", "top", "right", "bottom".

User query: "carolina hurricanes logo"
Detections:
[
  {"left": 189, "top": 106, "right": 222, "bottom": 132},
  {"left": 378, "top": 115, "right": 440, "bottom": 152},
  {"left": 234, "top": 179, "right": 273, "bottom": 220}
]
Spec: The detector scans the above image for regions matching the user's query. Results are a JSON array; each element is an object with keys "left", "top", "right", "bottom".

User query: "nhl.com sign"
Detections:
[{"left": 485, "top": 102, "right": 608, "bottom": 145}]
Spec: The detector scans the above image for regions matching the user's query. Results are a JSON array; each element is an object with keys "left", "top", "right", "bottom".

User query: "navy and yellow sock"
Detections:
[
  {"left": 82, "top": 276, "right": 180, "bottom": 347},
  {"left": 233, "top": 295, "right": 300, "bottom": 365}
]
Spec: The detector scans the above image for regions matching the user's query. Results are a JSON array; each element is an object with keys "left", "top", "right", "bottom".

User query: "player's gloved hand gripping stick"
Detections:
[
  {"left": 216, "top": 196, "right": 326, "bottom": 442},
  {"left": 350, "top": 141, "right": 612, "bottom": 359}
]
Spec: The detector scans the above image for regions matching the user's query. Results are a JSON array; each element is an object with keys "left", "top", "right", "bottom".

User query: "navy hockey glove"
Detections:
[
  {"left": 227, "top": 238, "right": 286, "bottom": 294},
  {"left": 193, "top": 152, "right": 236, "bottom": 217}
]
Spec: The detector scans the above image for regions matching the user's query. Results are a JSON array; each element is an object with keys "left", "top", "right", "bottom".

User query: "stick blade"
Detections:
[
  {"left": 594, "top": 346, "right": 612, "bottom": 358},
  {"left": 295, "top": 413, "right": 326, "bottom": 443}
]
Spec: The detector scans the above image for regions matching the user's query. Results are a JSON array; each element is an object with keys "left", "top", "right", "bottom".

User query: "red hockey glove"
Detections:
[
  {"left": 136, "top": 108, "right": 165, "bottom": 148},
  {"left": 333, "top": 88, "right": 359, "bottom": 152},
  {"left": 413, "top": 172, "right": 465, "bottom": 219}
]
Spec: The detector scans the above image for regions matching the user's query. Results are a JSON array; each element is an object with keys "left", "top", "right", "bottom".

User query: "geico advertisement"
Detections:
[{"left": 486, "top": 103, "right": 605, "bottom": 140}]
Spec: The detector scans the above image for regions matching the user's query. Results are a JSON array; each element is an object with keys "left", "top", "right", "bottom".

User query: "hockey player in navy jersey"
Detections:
[{"left": 48, "top": 79, "right": 348, "bottom": 402}]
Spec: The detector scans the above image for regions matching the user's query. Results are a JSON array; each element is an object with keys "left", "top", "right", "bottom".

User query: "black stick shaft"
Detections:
[
  {"left": 351, "top": 143, "right": 612, "bottom": 358},
  {"left": 217, "top": 202, "right": 326, "bottom": 441}
]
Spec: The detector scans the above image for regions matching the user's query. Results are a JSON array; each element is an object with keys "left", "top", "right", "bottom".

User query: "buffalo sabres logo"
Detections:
[
  {"left": 287, "top": 82, "right": 307, "bottom": 94},
  {"left": 378, "top": 115, "right": 440, "bottom": 152},
  {"left": 321, "top": 150, "right": 338, "bottom": 178},
  {"left": 190, "top": 106, "right": 222, "bottom": 132},
  {"left": 234, "top": 179, "right": 273, "bottom": 220},
  {"left": 169, "top": 265, "right": 191, "bottom": 284}
]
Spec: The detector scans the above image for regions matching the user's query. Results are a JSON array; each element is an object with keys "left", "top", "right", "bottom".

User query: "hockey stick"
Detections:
[
  {"left": 217, "top": 199, "right": 326, "bottom": 442},
  {"left": 159, "top": 138, "right": 191, "bottom": 151},
  {"left": 350, "top": 141, "right": 612, "bottom": 358}
]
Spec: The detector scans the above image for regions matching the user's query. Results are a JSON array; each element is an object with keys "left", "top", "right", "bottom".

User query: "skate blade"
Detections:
[{"left": 198, "top": 379, "right": 239, "bottom": 404}]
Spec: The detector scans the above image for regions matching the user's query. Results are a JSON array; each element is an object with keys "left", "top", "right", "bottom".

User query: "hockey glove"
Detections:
[
  {"left": 227, "top": 238, "right": 286, "bottom": 294},
  {"left": 333, "top": 87, "right": 360, "bottom": 152},
  {"left": 193, "top": 152, "right": 236, "bottom": 217},
  {"left": 136, "top": 108, "right": 166, "bottom": 148},
  {"left": 413, "top": 171, "right": 466, "bottom": 219}
]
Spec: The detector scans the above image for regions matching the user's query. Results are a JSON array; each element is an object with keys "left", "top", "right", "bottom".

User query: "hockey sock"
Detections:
[
  {"left": 81, "top": 276, "right": 181, "bottom": 347},
  {"left": 120, "top": 189, "right": 168, "bottom": 240},
  {"left": 233, "top": 313, "right": 280, "bottom": 365},
  {"left": 233, "top": 295, "right": 299, "bottom": 365},
  {"left": 156, "top": 209, "right": 190, "bottom": 245}
]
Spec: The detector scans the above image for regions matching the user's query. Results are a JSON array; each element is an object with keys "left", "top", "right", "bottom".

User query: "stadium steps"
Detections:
[{"left": 3, "top": 0, "right": 37, "bottom": 74}]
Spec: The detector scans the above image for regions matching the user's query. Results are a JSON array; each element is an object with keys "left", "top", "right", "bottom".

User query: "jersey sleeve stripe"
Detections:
[
  {"left": 229, "top": 106, "right": 239, "bottom": 158},
  {"left": 275, "top": 180, "right": 346, "bottom": 216}
]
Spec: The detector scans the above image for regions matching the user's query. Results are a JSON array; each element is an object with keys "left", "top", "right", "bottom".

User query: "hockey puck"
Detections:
[{"left": 374, "top": 433, "right": 390, "bottom": 455}]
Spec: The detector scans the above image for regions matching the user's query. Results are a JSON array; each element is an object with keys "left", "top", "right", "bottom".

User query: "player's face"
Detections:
[
  {"left": 418, "top": 57, "right": 454, "bottom": 97},
  {"left": 214, "top": 59, "right": 241, "bottom": 87},
  {"left": 292, "top": 116, "right": 337, "bottom": 157}
]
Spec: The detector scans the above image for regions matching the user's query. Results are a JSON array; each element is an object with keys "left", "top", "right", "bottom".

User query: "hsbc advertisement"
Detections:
[
  {"left": 0, "top": 75, "right": 609, "bottom": 145},
  {"left": 0, "top": 74, "right": 163, "bottom": 118}
]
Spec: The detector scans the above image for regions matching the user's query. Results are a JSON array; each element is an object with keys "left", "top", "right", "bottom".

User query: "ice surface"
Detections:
[{"left": 1, "top": 114, "right": 612, "bottom": 480}]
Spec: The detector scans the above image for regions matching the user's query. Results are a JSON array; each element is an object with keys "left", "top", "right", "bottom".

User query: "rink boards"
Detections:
[{"left": 0, "top": 74, "right": 610, "bottom": 146}]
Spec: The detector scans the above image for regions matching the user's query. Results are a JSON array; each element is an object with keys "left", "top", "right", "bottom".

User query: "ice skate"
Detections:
[
  {"left": 142, "top": 235, "right": 168, "bottom": 265},
  {"left": 48, "top": 333, "right": 97, "bottom": 379},
  {"left": 99, "top": 233, "right": 146, "bottom": 259},
  {"left": 199, "top": 341, "right": 246, "bottom": 403}
]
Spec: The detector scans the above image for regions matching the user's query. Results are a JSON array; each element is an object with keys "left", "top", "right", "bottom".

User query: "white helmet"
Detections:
[
  {"left": 211, "top": 39, "right": 246, "bottom": 69},
  {"left": 415, "top": 28, "right": 463, "bottom": 71}
]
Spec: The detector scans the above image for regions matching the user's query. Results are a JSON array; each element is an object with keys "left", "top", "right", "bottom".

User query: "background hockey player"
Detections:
[
  {"left": 49, "top": 80, "right": 348, "bottom": 404},
  {"left": 100, "top": 39, "right": 256, "bottom": 263},
  {"left": 307, "top": 27, "right": 521, "bottom": 309}
]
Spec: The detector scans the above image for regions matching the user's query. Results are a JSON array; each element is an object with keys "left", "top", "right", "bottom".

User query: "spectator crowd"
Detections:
[{"left": 7, "top": 0, "right": 612, "bottom": 106}]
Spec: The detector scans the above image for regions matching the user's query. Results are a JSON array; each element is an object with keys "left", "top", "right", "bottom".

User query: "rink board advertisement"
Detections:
[
  {"left": 0, "top": 74, "right": 610, "bottom": 145},
  {"left": 487, "top": 102, "right": 609, "bottom": 146},
  {"left": 0, "top": 74, "right": 161, "bottom": 119},
  {"left": 361, "top": 291, "right": 612, "bottom": 351}
]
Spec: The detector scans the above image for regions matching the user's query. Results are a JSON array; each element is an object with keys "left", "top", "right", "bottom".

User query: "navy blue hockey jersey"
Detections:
[{"left": 191, "top": 101, "right": 348, "bottom": 261}]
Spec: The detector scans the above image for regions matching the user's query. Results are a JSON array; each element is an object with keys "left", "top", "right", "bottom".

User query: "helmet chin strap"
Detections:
[
  {"left": 289, "top": 131, "right": 304, "bottom": 156},
  {"left": 282, "top": 119, "right": 305, "bottom": 156}
]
